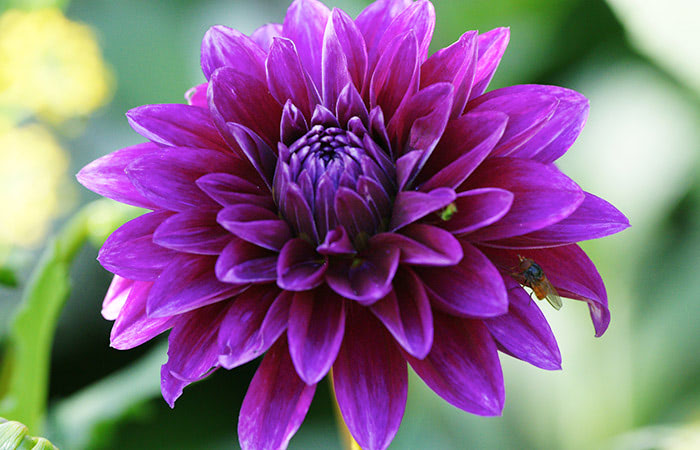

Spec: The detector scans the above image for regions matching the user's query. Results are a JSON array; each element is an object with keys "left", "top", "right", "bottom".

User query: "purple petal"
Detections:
[
  {"left": 98, "top": 211, "right": 176, "bottom": 281},
  {"left": 441, "top": 188, "right": 514, "bottom": 236},
  {"left": 250, "top": 23, "right": 283, "bottom": 52},
  {"left": 505, "top": 85, "right": 589, "bottom": 163},
  {"left": 470, "top": 27, "right": 510, "bottom": 100},
  {"left": 282, "top": 0, "right": 331, "bottom": 89},
  {"left": 102, "top": 275, "right": 132, "bottom": 320},
  {"left": 227, "top": 123, "right": 277, "bottom": 188},
  {"left": 277, "top": 238, "right": 327, "bottom": 291},
  {"left": 185, "top": 83, "right": 208, "bottom": 107},
  {"left": 482, "top": 245, "right": 610, "bottom": 337},
  {"left": 196, "top": 172, "right": 273, "bottom": 209},
  {"left": 371, "top": 224, "right": 462, "bottom": 267},
  {"left": 334, "top": 186, "right": 377, "bottom": 238},
  {"left": 336, "top": 83, "right": 369, "bottom": 128},
  {"left": 161, "top": 302, "right": 229, "bottom": 406},
  {"left": 110, "top": 281, "right": 176, "bottom": 350},
  {"left": 404, "top": 313, "right": 504, "bottom": 415},
  {"left": 485, "top": 276, "right": 561, "bottom": 370},
  {"left": 208, "top": 67, "right": 281, "bottom": 148},
  {"left": 238, "top": 337, "right": 316, "bottom": 450},
  {"left": 218, "top": 204, "right": 291, "bottom": 251},
  {"left": 463, "top": 158, "right": 585, "bottom": 241},
  {"left": 76, "top": 143, "right": 161, "bottom": 209},
  {"left": 355, "top": 0, "right": 412, "bottom": 73},
  {"left": 266, "top": 37, "right": 320, "bottom": 120},
  {"left": 371, "top": 267, "right": 433, "bottom": 359},
  {"left": 288, "top": 288, "right": 346, "bottom": 384},
  {"left": 492, "top": 192, "right": 629, "bottom": 248},
  {"left": 125, "top": 147, "right": 236, "bottom": 212},
  {"left": 328, "top": 9, "right": 367, "bottom": 92},
  {"left": 147, "top": 254, "right": 244, "bottom": 318},
  {"left": 321, "top": 11, "right": 354, "bottom": 109},
  {"left": 280, "top": 182, "right": 319, "bottom": 242},
  {"left": 326, "top": 243, "right": 400, "bottom": 304},
  {"left": 369, "top": 31, "right": 419, "bottom": 121},
  {"left": 389, "top": 188, "right": 456, "bottom": 231},
  {"left": 126, "top": 104, "right": 227, "bottom": 151},
  {"left": 395, "top": 150, "right": 422, "bottom": 191},
  {"left": 419, "top": 111, "right": 508, "bottom": 191},
  {"left": 421, "top": 30, "right": 477, "bottom": 118},
  {"left": 153, "top": 209, "right": 230, "bottom": 255},
  {"left": 417, "top": 241, "right": 508, "bottom": 317},
  {"left": 333, "top": 306, "right": 407, "bottom": 450},
  {"left": 280, "top": 101, "right": 310, "bottom": 145},
  {"left": 216, "top": 238, "right": 278, "bottom": 284},
  {"left": 218, "top": 287, "right": 291, "bottom": 369},
  {"left": 317, "top": 226, "right": 355, "bottom": 255},
  {"left": 200, "top": 25, "right": 266, "bottom": 80},
  {"left": 372, "top": 0, "right": 435, "bottom": 68}
]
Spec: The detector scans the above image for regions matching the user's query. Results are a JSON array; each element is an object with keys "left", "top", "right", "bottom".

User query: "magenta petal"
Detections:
[
  {"left": 371, "top": 224, "right": 462, "bottom": 267},
  {"left": 126, "top": 147, "right": 236, "bottom": 212},
  {"left": 334, "top": 186, "right": 377, "bottom": 238},
  {"left": 196, "top": 172, "right": 273, "bottom": 209},
  {"left": 418, "top": 241, "right": 508, "bottom": 317},
  {"left": 161, "top": 302, "right": 228, "bottom": 406},
  {"left": 126, "top": 104, "right": 227, "bottom": 151},
  {"left": 470, "top": 27, "right": 510, "bottom": 100},
  {"left": 250, "top": 23, "right": 283, "bottom": 51},
  {"left": 153, "top": 209, "right": 230, "bottom": 255},
  {"left": 238, "top": 337, "right": 316, "bottom": 450},
  {"left": 185, "top": 83, "right": 208, "bottom": 107},
  {"left": 218, "top": 204, "right": 291, "bottom": 251},
  {"left": 389, "top": 188, "right": 456, "bottom": 231},
  {"left": 288, "top": 288, "right": 346, "bottom": 384},
  {"left": 482, "top": 245, "right": 610, "bottom": 337},
  {"left": 506, "top": 85, "right": 590, "bottom": 163},
  {"left": 485, "top": 277, "right": 561, "bottom": 370},
  {"left": 419, "top": 111, "right": 508, "bottom": 191},
  {"left": 373, "top": 0, "right": 435, "bottom": 66},
  {"left": 200, "top": 25, "right": 266, "bottom": 80},
  {"left": 110, "top": 281, "right": 176, "bottom": 350},
  {"left": 266, "top": 37, "right": 320, "bottom": 120},
  {"left": 421, "top": 30, "right": 477, "bottom": 118},
  {"left": 321, "top": 13, "right": 353, "bottom": 109},
  {"left": 395, "top": 150, "right": 422, "bottom": 191},
  {"left": 227, "top": 123, "right": 277, "bottom": 188},
  {"left": 333, "top": 306, "right": 407, "bottom": 450},
  {"left": 327, "top": 9, "right": 367, "bottom": 92},
  {"left": 317, "top": 226, "right": 355, "bottom": 255},
  {"left": 493, "top": 192, "right": 629, "bottom": 248},
  {"left": 371, "top": 268, "right": 433, "bottom": 359},
  {"left": 467, "top": 86, "right": 558, "bottom": 157},
  {"left": 326, "top": 243, "right": 400, "bottom": 304},
  {"left": 356, "top": 0, "right": 412, "bottom": 71},
  {"left": 98, "top": 211, "right": 176, "bottom": 281},
  {"left": 277, "top": 238, "right": 327, "bottom": 291},
  {"left": 147, "top": 254, "right": 244, "bottom": 318},
  {"left": 369, "top": 31, "right": 419, "bottom": 121},
  {"left": 442, "top": 188, "right": 514, "bottom": 236},
  {"left": 216, "top": 238, "right": 278, "bottom": 284},
  {"left": 218, "top": 287, "right": 291, "bottom": 369},
  {"left": 465, "top": 158, "right": 584, "bottom": 241},
  {"left": 282, "top": 0, "right": 331, "bottom": 88},
  {"left": 102, "top": 275, "right": 132, "bottom": 320},
  {"left": 76, "top": 143, "right": 161, "bottom": 209},
  {"left": 404, "top": 313, "right": 504, "bottom": 416}
]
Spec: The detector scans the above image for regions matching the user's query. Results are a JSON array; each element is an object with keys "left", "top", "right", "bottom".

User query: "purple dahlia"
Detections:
[{"left": 77, "top": 0, "right": 628, "bottom": 448}]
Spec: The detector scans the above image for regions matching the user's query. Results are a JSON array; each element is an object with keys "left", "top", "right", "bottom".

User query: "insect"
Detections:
[{"left": 511, "top": 256, "right": 563, "bottom": 310}]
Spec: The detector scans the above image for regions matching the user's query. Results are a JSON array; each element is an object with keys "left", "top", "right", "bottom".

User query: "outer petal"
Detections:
[
  {"left": 153, "top": 209, "right": 230, "bottom": 255},
  {"left": 250, "top": 23, "right": 283, "bottom": 51},
  {"left": 333, "top": 306, "right": 407, "bottom": 450},
  {"left": 98, "top": 210, "right": 176, "bottom": 281},
  {"left": 463, "top": 158, "right": 584, "bottom": 242},
  {"left": 440, "top": 188, "right": 514, "bottom": 236},
  {"left": 405, "top": 313, "right": 504, "bottom": 415},
  {"left": 485, "top": 277, "right": 562, "bottom": 370},
  {"left": 389, "top": 188, "right": 456, "bottom": 231},
  {"left": 238, "top": 337, "right": 316, "bottom": 450},
  {"left": 470, "top": 27, "right": 510, "bottom": 100},
  {"left": 217, "top": 204, "right": 292, "bottom": 251},
  {"left": 215, "top": 238, "right": 278, "bottom": 284},
  {"left": 196, "top": 172, "right": 273, "bottom": 210},
  {"left": 277, "top": 238, "right": 327, "bottom": 291},
  {"left": 218, "top": 287, "right": 292, "bottom": 369},
  {"left": 372, "top": 0, "right": 435, "bottom": 68},
  {"left": 371, "top": 267, "right": 433, "bottom": 359},
  {"left": 369, "top": 31, "right": 419, "bottom": 121},
  {"left": 417, "top": 241, "right": 508, "bottom": 317},
  {"left": 355, "top": 0, "right": 412, "bottom": 69},
  {"left": 185, "top": 83, "right": 208, "bottom": 107},
  {"left": 371, "top": 224, "right": 463, "bottom": 267},
  {"left": 227, "top": 123, "right": 277, "bottom": 188},
  {"left": 325, "top": 9, "right": 367, "bottom": 93},
  {"left": 201, "top": 25, "right": 266, "bottom": 80},
  {"left": 147, "top": 254, "right": 244, "bottom": 318},
  {"left": 282, "top": 0, "right": 331, "bottom": 88},
  {"left": 76, "top": 143, "right": 160, "bottom": 209},
  {"left": 481, "top": 245, "right": 610, "bottom": 336},
  {"left": 288, "top": 288, "right": 346, "bottom": 384},
  {"left": 126, "top": 104, "right": 227, "bottom": 151},
  {"left": 266, "top": 37, "right": 320, "bottom": 120},
  {"left": 102, "top": 275, "right": 132, "bottom": 320}
]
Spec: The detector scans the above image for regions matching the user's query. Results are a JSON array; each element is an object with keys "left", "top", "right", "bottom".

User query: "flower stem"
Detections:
[{"left": 329, "top": 370, "right": 361, "bottom": 450}]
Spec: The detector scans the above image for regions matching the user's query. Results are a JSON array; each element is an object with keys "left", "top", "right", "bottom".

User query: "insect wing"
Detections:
[{"left": 541, "top": 277, "right": 562, "bottom": 310}]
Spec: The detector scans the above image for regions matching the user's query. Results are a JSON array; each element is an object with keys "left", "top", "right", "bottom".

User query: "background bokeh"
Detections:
[{"left": 1, "top": 0, "right": 699, "bottom": 448}]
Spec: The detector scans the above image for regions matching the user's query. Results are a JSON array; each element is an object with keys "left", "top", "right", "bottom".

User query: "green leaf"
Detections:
[
  {"left": 0, "top": 418, "right": 59, "bottom": 450},
  {"left": 0, "top": 267, "right": 18, "bottom": 288}
]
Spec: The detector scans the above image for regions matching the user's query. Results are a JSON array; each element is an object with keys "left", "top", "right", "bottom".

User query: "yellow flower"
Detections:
[
  {"left": 0, "top": 8, "right": 113, "bottom": 122},
  {"left": 0, "top": 119, "right": 71, "bottom": 247}
]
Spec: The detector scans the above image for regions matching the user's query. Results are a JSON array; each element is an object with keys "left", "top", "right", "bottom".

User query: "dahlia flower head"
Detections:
[{"left": 78, "top": 0, "right": 628, "bottom": 448}]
